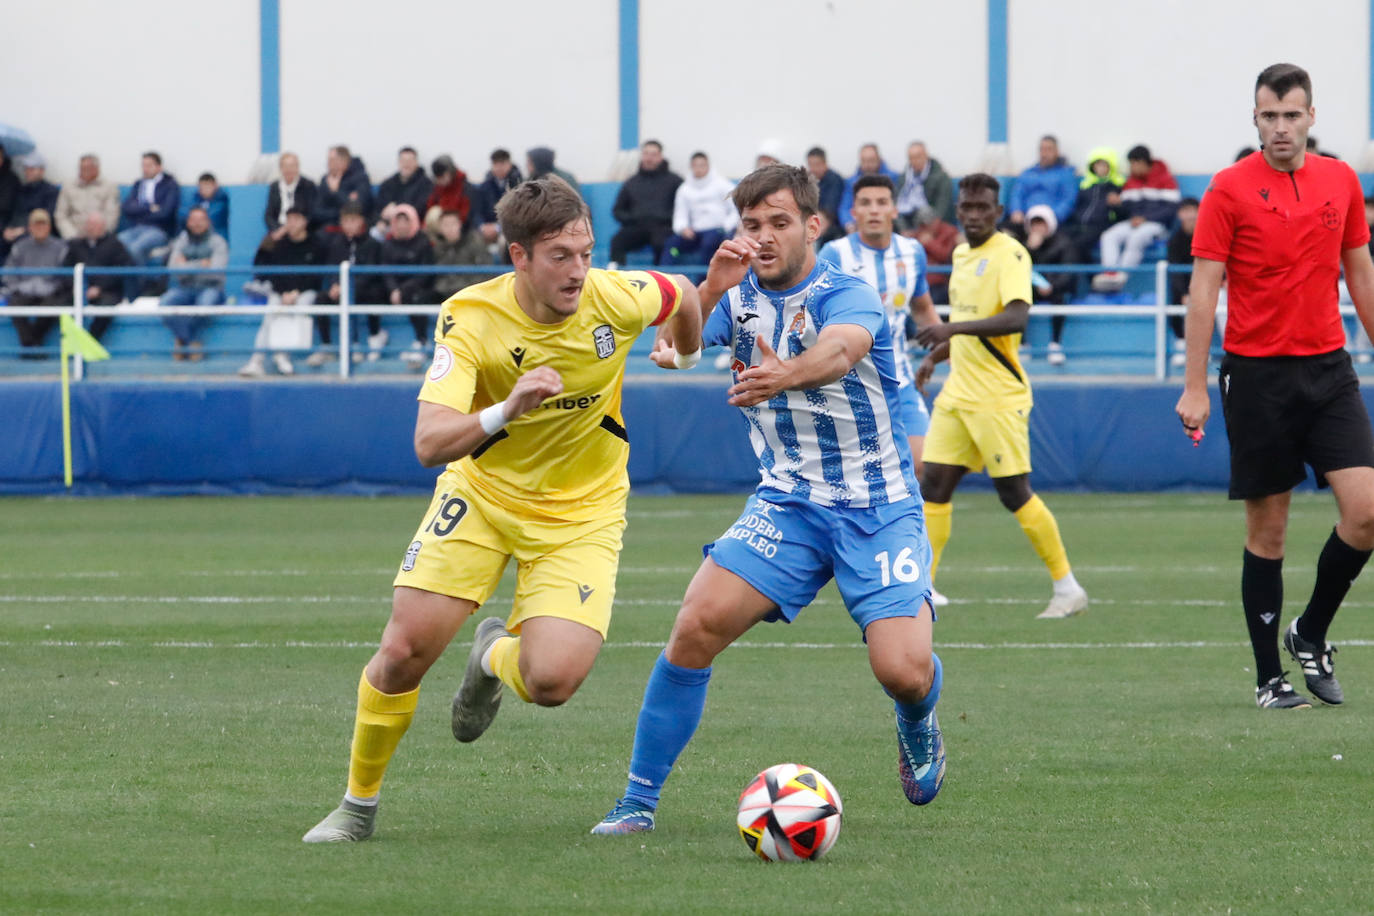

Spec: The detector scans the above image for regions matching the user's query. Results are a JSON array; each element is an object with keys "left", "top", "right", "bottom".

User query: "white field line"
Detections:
[
  {"left": 4, "top": 638, "right": 1374, "bottom": 651},
  {"left": 0, "top": 563, "right": 1314, "bottom": 581}
]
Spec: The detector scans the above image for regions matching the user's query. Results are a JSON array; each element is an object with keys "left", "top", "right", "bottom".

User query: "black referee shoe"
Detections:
[
  {"left": 1283, "top": 620, "right": 1344, "bottom": 705},
  {"left": 1255, "top": 673, "right": 1312, "bottom": 709}
]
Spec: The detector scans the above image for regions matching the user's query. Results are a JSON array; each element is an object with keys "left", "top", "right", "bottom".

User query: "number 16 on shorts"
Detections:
[{"left": 874, "top": 548, "right": 921, "bottom": 587}]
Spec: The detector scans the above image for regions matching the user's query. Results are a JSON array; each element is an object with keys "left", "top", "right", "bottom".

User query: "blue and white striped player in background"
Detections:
[
  {"left": 592, "top": 164, "right": 945, "bottom": 836},
  {"left": 819, "top": 173, "right": 949, "bottom": 607}
]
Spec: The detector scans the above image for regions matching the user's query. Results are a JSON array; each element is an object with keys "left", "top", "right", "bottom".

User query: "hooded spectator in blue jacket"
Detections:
[
  {"left": 837, "top": 143, "right": 899, "bottom": 233},
  {"left": 181, "top": 172, "right": 230, "bottom": 239},
  {"left": 1008, "top": 135, "right": 1079, "bottom": 228}
]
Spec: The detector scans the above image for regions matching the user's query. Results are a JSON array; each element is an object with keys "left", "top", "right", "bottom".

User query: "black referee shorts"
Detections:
[{"left": 1219, "top": 349, "right": 1374, "bottom": 500}]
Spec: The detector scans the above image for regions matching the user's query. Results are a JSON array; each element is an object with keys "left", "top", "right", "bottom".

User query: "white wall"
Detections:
[
  {"left": 640, "top": 0, "right": 986, "bottom": 177},
  {"left": 0, "top": 1, "right": 260, "bottom": 185},
  {"left": 2, "top": 0, "right": 1370, "bottom": 186},
  {"left": 1010, "top": 0, "right": 1370, "bottom": 175}
]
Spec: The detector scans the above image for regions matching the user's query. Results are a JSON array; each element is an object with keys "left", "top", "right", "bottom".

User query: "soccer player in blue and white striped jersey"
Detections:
[{"left": 592, "top": 165, "right": 946, "bottom": 836}]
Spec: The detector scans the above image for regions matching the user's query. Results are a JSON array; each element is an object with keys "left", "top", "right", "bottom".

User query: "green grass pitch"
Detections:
[{"left": 3, "top": 492, "right": 1372, "bottom": 913}]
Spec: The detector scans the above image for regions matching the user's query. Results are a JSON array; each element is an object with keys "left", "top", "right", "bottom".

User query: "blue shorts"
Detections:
[
  {"left": 705, "top": 489, "right": 934, "bottom": 633},
  {"left": 898, "top": 384, "right": 930, "bottom": 437}
]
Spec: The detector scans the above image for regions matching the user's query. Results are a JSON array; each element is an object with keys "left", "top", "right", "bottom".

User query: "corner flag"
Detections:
[{"left": 59, "top": 315, "right": 110, "bottom": 488}]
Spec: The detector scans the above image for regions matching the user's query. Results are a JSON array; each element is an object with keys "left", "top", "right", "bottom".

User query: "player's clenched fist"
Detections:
[
  {"left": 705, "top": 237, "right": 761, "bottom": 297},
  {"left": 508, "top": 366, "right": 564, "bottom": 418}
]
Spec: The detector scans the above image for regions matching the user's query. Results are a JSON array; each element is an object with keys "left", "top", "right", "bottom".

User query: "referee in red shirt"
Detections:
[{"left": 1177, "top": 63, "right": 1374, "bottom": 709}]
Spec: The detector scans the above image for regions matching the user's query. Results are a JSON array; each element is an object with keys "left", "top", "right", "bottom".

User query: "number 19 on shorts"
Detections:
[{"left": 874, "top": 548, "right": 921, "bottom": 587}]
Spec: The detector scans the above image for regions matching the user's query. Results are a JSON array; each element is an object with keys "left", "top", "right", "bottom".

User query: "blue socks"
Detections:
[
  {"left": 623, "top": 651, "right": 713, "bottom": 810},
  {"left": 894, "top": 652, "right": 942, "bottom": 727}
]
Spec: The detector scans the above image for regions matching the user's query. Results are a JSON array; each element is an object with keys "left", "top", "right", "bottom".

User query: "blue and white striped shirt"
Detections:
[
  {"left": 818, "top": 233, "right": 930, "bottom": 391},
  {"left": 703, "top": 260, "right": 918, "bottom": 509}
]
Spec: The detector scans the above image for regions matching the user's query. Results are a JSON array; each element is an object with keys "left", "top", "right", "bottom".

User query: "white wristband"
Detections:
[
  {"left": 478, "top": 401, "right": 509, "bottom": 435},
  {"left": 672, "top": 349, "right": 702, "bottom": 370}
]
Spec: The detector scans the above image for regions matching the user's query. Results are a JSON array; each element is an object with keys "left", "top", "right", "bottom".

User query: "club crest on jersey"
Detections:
[
  {"left": 1319, "top": 204, "right": 1340, "bottom": 230},
  {"left": 789, "top": 310, "right": 807, "bottom": 334},
  {"left": 401, "top": 540, "right": 423, "bottom": 572},
  {"left": 975, "top": 258, "right": 989, "bottom": 276},
  {"left": 592, "top": 324, "right": 616, "bottom": 359}
]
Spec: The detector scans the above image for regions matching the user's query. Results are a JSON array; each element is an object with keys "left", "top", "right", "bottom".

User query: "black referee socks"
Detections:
[
  {"left": 1241, "top": 549, "right": 1285, "bottom": 686},
  {"left": 1296, "top": 528, "right": 1373, "bottom": 648}
]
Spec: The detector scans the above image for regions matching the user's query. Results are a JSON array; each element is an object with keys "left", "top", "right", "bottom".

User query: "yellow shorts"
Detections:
[
  {"left": 392, "top": 467, "right": 626, "bottom": 637},
  {"left": 923, "top": 401, "right": 1032, "bottom": 478}
]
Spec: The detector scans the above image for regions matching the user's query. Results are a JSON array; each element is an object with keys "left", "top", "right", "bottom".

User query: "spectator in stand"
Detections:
[
  {"left": 838, "top": 143, "right": 898, "bottom": 233},
  {"left": 911, "top": 205, "right": 961, "bottom": 304},
  {"left": 1007, "top": 135, "right": 1078, "bottom": 229},
  {"left": 896, "top": 141, "right": 955, "bottom": 230},
  {"left": 475, "top": 148, "right": 522, "bottom": 247},
  {"left": 432, "top": 210, "right": 492, "bottom": 302},
  {"left": 1022, "top": 204, "right": 1082, "bottom": 366},
  {"left": 265, "top": 151, "right": 318, "bottom": 238},
  {"left": 525, "top": 146, "right": 579, "bottom": 192},
  {"left": 1092, "top": 145, "right": 1180, "bottom": 292},
  {"left": 181, "top": 172, "right": 229, "bottom": 239},
  {"left": 310, "top": 201, "right": 387, "bottom": 367},
  {"left": 0, "top": 146, "right": 19, "bottom": 256},
  {"left": 62, "top": 212, "right": 132, "bottom": 341},
  {"left": 806, "top": 146, "right": 844, "bottom": 246},
  {"left": 55, "top": 154, "right": 120, "bottom": 242},
  {"left": 240, "top": 206, "right": 321, "bottom": 377},
  {"left": 380, "top": 203, "right": 435, "bottom": 369},
  {"left": 665, "top": 151, "right": 737, "bottom": 266},
  {"left": 4, "top": 154, "right": 61, "bottom": 250},
  {"left": 118, "top": 151, "right": 180, "bottom": 299},
  {"left": 374, "top": 146, "right": 433, "bottom": 242},
  {"left": 159, "top": 207, "right": 228, "bottom": 361},
  {"left": 3, "top": 209, "right": 67, "bottom": 356},
  {"left": 1068, "top": 146, "right": 1124, "bottom": 254},
  {"left": 609, "top": 139, "right": 682, "bottom": 265},
  {"left": 312, "top": 145, "right": 373, "bottom": 232},
  {"left": 755, "top": 139, "right": 784, "bottom": 169},
  {"left": 1166, "top": 196, "right": 1201, "bottom": 367},
  {"left": 424, "top": 154, "right": 471, "bottom": 240}
]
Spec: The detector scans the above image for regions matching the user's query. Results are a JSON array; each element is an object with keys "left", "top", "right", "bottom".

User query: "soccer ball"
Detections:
[{"left": 736, "top": 763, "right": 843, "bottom": 861}]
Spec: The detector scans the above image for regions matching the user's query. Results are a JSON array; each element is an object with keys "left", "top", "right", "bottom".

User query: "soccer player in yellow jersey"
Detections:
[
  {"left": 303, "top": 176, "right": 702, "bottom": 842},
  {"left": 914, "top": 173, "right": 1088, "bottom": 619}
]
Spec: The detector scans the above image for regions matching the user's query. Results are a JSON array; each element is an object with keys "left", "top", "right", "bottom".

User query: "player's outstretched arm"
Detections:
[
  {"left": 1343, "top": 245, "right": 1374, "bottom": 344},
  {"left": 915, "top": 341, "right": 950, "bottom": 394},
  {"left": 413, "top": 366, "right": 563, "bottom": 467},
  {"left": 1174, "top": 257, "right": 1224, "bottom": 436},
  {"left": 727, "top": 325, "right": 872, "bottom": 407},
  {"left": 649, "top": 275, "right": 705, "bottom": 370},
  {"left": 698, "top": 237, "right": 759, "bottom": 312},
  {"left": 915, "top": 302, "right": 1029, "bottom": 348}
]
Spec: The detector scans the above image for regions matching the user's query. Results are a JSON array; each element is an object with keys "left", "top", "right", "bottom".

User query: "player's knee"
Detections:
[
  {"left": 523, "top": 669, "right": 584, "bottom": 707},
  {"left": 877, "top": 656, "right": 935, "bottom": 704},
  {"left": 665, "top": 610, "right": 729, "bottom": 669},
  {"left": 995, "top": 481, "right": 1032, "bottom": 512},
  {"left": 370, "top": 637, "right": 430, "bottom": 692}
]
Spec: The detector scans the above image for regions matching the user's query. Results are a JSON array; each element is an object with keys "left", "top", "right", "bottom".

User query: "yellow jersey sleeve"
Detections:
[
  {"left": 999, "top": 240, "right": 1033, "bottom": 309},
  {"left": 417, "top": 294, "right": 487, "bottom": 413},
  {"left": 600, "top": 269, "right": 683, "bottom": 332}
]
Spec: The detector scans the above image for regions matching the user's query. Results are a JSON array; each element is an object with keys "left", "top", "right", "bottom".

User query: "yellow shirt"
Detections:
[
  {"left": 419, "top": 268, "right": 681, "bottom": 522},
  {"left": 937, "top": 232, "right": 1033, "bottom": 411}
]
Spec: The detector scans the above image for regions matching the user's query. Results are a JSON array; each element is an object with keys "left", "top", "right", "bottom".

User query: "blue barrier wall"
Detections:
[{"left": 0, "top": 378, "right": 1252, "bottom": 496}]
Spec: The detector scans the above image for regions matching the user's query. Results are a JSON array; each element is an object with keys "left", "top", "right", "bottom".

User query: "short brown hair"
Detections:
[
  {"left": 1256, "top": 62, "right": 1312, "bottom": 106},
  {"left": 496, "top": 176, "right": 591, "bottom": 252},
  {"left": 731, "top": 164, "right": 819, "bottom": 218}
]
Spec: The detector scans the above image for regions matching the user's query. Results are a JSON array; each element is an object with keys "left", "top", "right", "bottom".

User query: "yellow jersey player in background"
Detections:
[
  {"left": 304, "top": 176, "right": 703, "bottom": 842},
  {"left": 914, "top": 173, "right": 1088, "bottom": 620}
]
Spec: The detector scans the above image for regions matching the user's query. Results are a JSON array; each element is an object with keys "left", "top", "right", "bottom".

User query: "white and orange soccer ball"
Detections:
[{"left": 736, "top": 763, "right": 843, "bottom": 861}]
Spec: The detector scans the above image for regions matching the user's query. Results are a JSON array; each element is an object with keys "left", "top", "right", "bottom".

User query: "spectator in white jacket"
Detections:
[{"left": 663, "top": 152, "right": 737, "bottom": 266}]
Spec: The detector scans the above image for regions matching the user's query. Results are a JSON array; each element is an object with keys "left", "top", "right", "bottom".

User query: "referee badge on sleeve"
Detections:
[{"left": 428, "top": 344, "right": 453, "bottom": 381}]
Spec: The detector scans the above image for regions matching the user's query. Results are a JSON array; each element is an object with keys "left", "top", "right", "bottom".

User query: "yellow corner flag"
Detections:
[{"left": 59, "top": 314, "right": 110, "bottom": 488}]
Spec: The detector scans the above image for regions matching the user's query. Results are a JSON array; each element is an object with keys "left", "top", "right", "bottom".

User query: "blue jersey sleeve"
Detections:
[
  {"left": 817, "top": 240, "right": 842, "bottom": 269},
  {"left": 817, "top": 277, "right": 884, "bottom": 339},
  {"left": 912, "top": 241, "right": 930, "bottom": 298},
  {"left": 703, "top": 297, "right": 733, "bottom": 348}
]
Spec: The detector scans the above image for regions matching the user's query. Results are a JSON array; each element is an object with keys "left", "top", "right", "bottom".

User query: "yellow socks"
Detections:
[
  {"left": 346, "top": 670, "right": 418, "bottom": 800},
  {"left": 1014, "top": 494, "right": 1072, "bottom": 581},
  {"left": 925, "top": 501, "right": 952, "bottom": 581},
  {"left": 487, "top": 635, "right": 532, "bottom": 703}
]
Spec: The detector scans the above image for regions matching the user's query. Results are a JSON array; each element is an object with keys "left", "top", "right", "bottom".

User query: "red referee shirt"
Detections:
[{"left": 1192, "top": 150, "right": 1369, "bottom": 356}]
